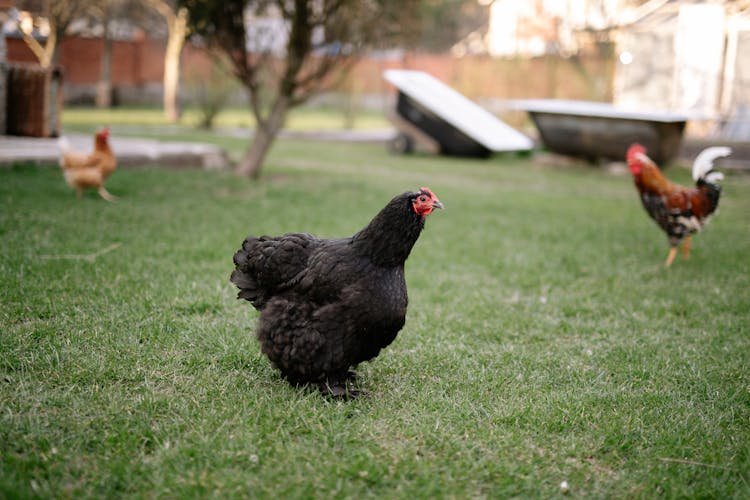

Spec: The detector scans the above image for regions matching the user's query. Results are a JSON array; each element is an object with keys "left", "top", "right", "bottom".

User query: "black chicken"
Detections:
[{"left": 231, "top": 187, "right": 443, "bottom": 397}]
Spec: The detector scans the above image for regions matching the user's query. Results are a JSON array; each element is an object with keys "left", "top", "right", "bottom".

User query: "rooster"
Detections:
[
  {"left": 58, "top": 128, "right": 117, "bottom": 201},
  {"left": 626, "top": 143, "right": 731, "bottom": 266},
  {"left": 231, "top": 188, "right": 444, "bottom": 397}
]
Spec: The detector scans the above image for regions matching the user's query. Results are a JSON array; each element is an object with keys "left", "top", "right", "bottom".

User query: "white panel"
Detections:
[{"left": 384, "top": 69, "right": 534, "bottom": 151}]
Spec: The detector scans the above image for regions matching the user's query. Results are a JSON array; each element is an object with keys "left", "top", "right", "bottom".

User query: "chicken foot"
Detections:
[{"left": 319, "top": 371, "right": 363, "bottom": 399}]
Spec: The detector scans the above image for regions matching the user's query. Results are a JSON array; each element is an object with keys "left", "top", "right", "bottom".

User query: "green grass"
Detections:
[
  {"left": 61, "top": 104, "right": 390, "bottom": 134},
  {"left": 60, "top": 105, "right": 391, "bottom": 164},
  {"left": 2, "top": 138, "right": 750, "bottom": 498}
]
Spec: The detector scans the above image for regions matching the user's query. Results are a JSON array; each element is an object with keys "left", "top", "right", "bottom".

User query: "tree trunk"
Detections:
[
  {"left": 22, "top": 28, "right": 56, "bottom": 68},
  {"left": 236, "top": 126, "right": 277, "bottom": 179},
  {"left": 163, "top": 7, "right": 188, "bottom": 123},
  {"left": 236, "top": 98, "right": 289, "bottom": 179},
  {"left": 96, "top": 21, "right": 113, "bottom": 108}
]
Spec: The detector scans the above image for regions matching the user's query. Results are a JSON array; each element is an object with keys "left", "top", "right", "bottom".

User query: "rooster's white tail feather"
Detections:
[{"left": 692, "top": 146, "right": 731, "bottom": 182}]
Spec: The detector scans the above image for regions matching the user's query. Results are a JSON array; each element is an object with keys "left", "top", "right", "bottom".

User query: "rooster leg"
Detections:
[
  {"left": 97, "top": 186, "right": 117, "bottom": 202},
  {"left": 75, "top": 187, "right": 83, "bottom": 199},
  {"left": 665, "top": 246, "right": 678, "bottom": 267},
  {"left": 682, "top": 235, "right": 692, "bottom": 260}
]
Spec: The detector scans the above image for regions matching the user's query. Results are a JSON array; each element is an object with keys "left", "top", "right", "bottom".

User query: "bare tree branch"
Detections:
[
  {"left": 16, "top": 0, "right": 89, "bottom": 67},
  {"left": 181, "top": 0, "right": 420, "bottom": 178}
]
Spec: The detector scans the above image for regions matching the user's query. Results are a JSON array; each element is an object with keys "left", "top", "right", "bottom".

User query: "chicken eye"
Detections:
[{"left": 419, "top": 196, "right": 427, "bottom": 202}]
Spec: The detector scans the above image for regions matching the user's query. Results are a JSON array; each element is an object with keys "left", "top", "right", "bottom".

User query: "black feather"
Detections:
[{"left": 230, "top": 190, "right": 437, "bottom": 392}]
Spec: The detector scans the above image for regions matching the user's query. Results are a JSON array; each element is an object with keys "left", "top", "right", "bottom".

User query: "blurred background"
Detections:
[{"left": 1, "top": 0, "right": 749, "bottom": 162}]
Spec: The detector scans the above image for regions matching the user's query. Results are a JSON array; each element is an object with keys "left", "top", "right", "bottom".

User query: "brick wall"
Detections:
[
  {"left": 353, "top": 52, "right": 614, "bottom": 102},
  {"left": 6, "top": 36, "right": 215, "bottom": 104},
  {"left": 5, "top": 35, "right": 614, "bottom": 106}
]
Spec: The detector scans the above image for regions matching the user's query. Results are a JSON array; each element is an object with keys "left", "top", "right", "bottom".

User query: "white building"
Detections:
[
  {"left": 614, "top": 1, "right": 750, "bottom": 137},
  {"left": 484, "top": 0, "right": 630, "bottom": 57}
]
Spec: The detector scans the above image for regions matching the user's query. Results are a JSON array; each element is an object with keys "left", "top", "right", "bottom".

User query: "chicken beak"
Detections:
[{"left": 432, "top": 200, "right": 444, "bottom": 210}]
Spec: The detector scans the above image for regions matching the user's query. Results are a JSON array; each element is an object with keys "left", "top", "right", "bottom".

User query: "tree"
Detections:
[
  {"left": 85, "top": 0, "right": 124, "bottom": 108},
  {"left": 77, "top": 0, "right": 145, "bottom": 108},
  {"left": 417, "top": 0, "right": 489, "bottom": 53},
  {"left": 96, "top": 2, "right": 114, "bottom": 108},
  {"left": 15, "top": 0, "right": 89, "bottom": 68},
  {"left": 182, "top": 0, "right": 420, "bottom": 179},
  {"left": 146, "top": 0, "right": 189, "bottom": 123},
  {"left": 184, "top": 53, "right": 239, "bottom": 129}
]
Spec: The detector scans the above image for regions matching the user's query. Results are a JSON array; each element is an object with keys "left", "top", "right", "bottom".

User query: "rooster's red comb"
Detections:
[{"left": 626, "top": 143, "right": 647, "bottom": 162}]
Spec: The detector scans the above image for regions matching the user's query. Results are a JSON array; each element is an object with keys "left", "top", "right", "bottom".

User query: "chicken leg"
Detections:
[
  {"left": 97, "top": 186, "right": 117, "bottom": 202},
  {"left": 681, "top": 235, "right": 692, "bottom": 260},
  {"left": 665, "top": 246, "right": 678, "bottom": 267}
]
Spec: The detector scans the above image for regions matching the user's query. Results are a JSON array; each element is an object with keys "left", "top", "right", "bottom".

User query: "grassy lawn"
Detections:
[
  {"left": 1, "top": 136, "right": 749, "bottom": 498},
  {"left": 61, "top": 105, "right": 391, "bottom": 134},
  {"left": 60, "top": 105, "right": 392, "bottom": 164}
]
